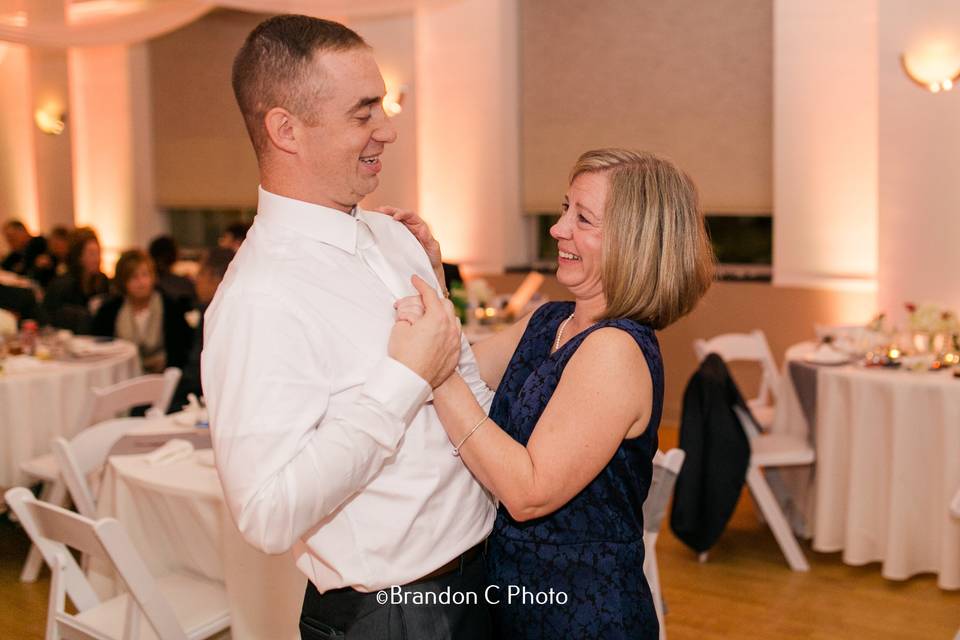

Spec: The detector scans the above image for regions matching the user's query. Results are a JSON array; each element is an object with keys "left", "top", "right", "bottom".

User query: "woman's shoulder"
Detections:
[{"left": 574, "top": 320, "right": 661, "bottom": 373}]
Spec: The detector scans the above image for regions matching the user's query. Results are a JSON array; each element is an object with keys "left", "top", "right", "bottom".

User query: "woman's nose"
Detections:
[{"left": 550, "top": 217, "right": 571, "bottom": 240}]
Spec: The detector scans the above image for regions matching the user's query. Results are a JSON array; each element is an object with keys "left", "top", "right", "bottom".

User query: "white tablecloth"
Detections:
[
  {"left": 0, "top": 340, "right": 140, "bottom": 486},
  {"left": 94, "top": 421, "right": 305, "bottom": 639},
  {"left": 772, "top": 342, "right": 960, "bottom": 589}
]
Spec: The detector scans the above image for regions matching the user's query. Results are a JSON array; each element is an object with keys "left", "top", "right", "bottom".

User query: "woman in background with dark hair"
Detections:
[
  {"left": 91, "top": 249, "right": 192, "bottom": 373},
  {"left": 42, "top": 227, "right": 109, "bottom": 332}
]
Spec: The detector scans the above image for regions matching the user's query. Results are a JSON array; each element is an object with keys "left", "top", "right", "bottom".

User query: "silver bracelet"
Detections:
[{"left": 453, "top": 415, "right": 488, "bottom": 457}]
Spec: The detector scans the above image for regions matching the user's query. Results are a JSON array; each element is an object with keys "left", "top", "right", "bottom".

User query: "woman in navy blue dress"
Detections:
[{"left": 393, "top": 149, "right": 715, "bottom": 639}]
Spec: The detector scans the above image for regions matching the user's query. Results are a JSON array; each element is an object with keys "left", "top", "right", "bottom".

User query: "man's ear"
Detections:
[{"left": 263, "top": 107, "right": 299, "bottom": 155}]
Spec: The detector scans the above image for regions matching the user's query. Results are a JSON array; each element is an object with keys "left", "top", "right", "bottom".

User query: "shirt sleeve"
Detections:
[
  {"left": 456, "top": 334, "right": 495, "bottom": 413},
  {"left": 202, "top": 293, "right": 431, "bottom": 554}
]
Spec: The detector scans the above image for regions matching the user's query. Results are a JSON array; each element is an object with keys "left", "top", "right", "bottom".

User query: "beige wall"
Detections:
[
  {"left": 520, "top": 0, "right": 773, "bottom": 213},
  {"left": 148, "top": 9, "right": 418, "bottom": 211},
  {"left": 150, "top": 10, "right": 267, "bottom": 209},
  {"left": 478, "top": 273, "right": 874, "bottom": 423}
]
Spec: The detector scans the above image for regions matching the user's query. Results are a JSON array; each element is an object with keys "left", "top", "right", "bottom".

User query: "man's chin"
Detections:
[{"left": 356, "top": 176, "right": 380, "bottom": 197}]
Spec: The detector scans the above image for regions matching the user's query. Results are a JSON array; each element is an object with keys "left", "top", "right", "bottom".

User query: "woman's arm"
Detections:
[{"left": 432, "top": 327, "right": 653, "bottom": 522}]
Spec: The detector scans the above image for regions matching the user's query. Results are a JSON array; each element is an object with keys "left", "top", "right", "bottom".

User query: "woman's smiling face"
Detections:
[{"left": 550, "top": 171, "right": 608, "bottom": 300}]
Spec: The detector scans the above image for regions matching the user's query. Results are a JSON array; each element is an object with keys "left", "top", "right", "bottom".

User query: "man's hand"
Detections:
[
  {"left": 376, "top": 206, "right": 442, "bottom": 271},
  {"left": 394, "top": 295, "right": 425, "bottom": 325},
  {"left": 388, "top": 275, "right": 460, "bottom": 388}
]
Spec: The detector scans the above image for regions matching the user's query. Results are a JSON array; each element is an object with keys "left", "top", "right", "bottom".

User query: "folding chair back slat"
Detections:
[
  {"left": 87, "top": 368, "right": 181, "bottom": 426},
  {"left": 53, "top": 417, "right": 145, "bottom": 519},
  {"left": 693, "top": 330, "right": 780, "bottom": 407}
]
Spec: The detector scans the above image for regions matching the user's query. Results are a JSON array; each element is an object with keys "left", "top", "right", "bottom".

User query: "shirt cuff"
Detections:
[{"left": 362, "top": 357, "right": 432, "bottom": 426}]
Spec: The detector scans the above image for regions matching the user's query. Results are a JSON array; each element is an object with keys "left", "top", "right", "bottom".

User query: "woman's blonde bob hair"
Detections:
[{"left": 570, "top": 148, "right": 715, "bottom": 330}]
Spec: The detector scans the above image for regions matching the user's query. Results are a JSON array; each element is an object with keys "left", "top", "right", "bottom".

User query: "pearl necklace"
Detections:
[{"left": 554, "top": 313, "right": 575, "bottom": 352}]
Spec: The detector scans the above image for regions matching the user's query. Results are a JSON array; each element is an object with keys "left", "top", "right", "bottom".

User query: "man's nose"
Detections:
[{"left": 375, "top": 119, "right": 398, "bottom": 144}]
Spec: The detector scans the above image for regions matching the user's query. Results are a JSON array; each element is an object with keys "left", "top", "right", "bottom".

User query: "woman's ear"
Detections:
[{"left": 263, "top": 107, "right": 299, "bottom": 155}]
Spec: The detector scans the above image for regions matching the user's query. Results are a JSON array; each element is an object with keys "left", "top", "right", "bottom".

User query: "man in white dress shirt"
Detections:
[{"left": 201, "top": 15, "right": 496, "bottom": 639}]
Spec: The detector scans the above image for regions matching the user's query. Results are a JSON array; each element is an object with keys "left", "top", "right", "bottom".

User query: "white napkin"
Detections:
[
  {"left": 804, "top": 343, "right": 849, "bottom": 364},
  {"left": 69, "top": 337, "right": 128, "bottom": 357},
  {"left": 173, "top": 394, "right": 208, "bottom": 427},
  {"left": 144, "top": 439, "right": 195, "bottom": 466}
]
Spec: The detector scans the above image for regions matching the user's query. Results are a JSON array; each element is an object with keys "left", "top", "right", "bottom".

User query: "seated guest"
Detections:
[
  {"left": 218, "top": 221, "right": 250, "bottom": 252},
  {"left": 173, "top": 247, "right": 235, "bottom": 408},
  {"left": 91, "top": 249, "right": 192, "bottom": 373},
  {"left": 148, "top": 234, "right": 197, "bottom": 308},
  {"left": 42, "top": 227, "right": 109, "bottom": 332},
  {"left": 1, "top": 220, "right": 47, "bottom": 279},
  {"left": 36, "top": 225, "right": 71, "bottom": 285},
  {"left": 0, "top": 284, "right": 40, "bottom": 325}
]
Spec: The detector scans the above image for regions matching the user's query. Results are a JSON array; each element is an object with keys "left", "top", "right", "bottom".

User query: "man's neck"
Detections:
[{"left": 261, "top": 175, "right": 355, "bottom": 214}]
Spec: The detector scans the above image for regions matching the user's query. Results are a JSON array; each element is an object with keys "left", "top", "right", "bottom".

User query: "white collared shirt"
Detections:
[{"left": 201, "top": 187, "right": 495, "bottom": 592}]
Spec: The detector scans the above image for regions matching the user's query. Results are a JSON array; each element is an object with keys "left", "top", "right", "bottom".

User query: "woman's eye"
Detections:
[
  {"left": 560, "top": 202, "right": 569, "bottom": 212},
  {"left": 578, "top": 214, "right": 590, "bottom": 223}
]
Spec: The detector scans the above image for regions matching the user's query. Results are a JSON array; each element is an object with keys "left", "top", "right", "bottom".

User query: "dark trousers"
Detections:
[{"left": 300, "top": 552, "right": 492, "bottom": 640}]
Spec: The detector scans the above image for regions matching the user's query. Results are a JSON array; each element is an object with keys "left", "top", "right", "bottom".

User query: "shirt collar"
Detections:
[{"left": 256, "top": 186, "right": 359, "bottom": 254}]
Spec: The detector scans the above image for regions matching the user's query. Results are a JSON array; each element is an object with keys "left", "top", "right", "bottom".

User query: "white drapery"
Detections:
[{"left": 0, "top": 0, "right": 421, "bottom": 47}]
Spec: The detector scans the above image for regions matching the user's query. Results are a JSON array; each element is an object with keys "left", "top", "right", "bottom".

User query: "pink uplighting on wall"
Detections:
[
  {"left": 0, "top": 43, "right": 40, "bottom": 231},
  {"left": 68, "top": 44, "right": 134, "bottom": 270}
]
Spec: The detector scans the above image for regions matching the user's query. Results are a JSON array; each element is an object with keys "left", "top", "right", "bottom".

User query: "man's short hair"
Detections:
[
  {"left": 49, "top": 225, "right": 70, "bottom": 240},
  {"left": 200, "top": 247, "right": 235, "bottom": 282},
  {"left": 148, "top": 235, "right": 179, "bottom": 270},
  {"left": 231, "top": 14, "right": 368, "bottom": 156}
]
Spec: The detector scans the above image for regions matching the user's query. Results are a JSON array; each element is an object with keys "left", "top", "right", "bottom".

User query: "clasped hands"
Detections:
[{"left": 387, "top": 274, "right": 461, "bottom": 389}]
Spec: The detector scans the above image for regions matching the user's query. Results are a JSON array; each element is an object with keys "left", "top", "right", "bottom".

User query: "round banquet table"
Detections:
[
  {"left": 93, "top": 416, "right": 305, "bottom": 640},
  {"left": 772, "top": 341, "right": 960, "bottom": 589},
  {"left": 0, "top": 339, "right": 140, "bottom": 487}
]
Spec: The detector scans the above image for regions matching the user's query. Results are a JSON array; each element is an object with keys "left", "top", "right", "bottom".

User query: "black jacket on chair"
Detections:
[{"left": 669, "top": 353, "right": 751, "bottom": 553}]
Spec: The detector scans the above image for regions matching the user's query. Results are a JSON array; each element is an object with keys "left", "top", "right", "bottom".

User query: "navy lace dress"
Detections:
[{"left": 486, "top": 301, "right": 662, "bottom": 640}]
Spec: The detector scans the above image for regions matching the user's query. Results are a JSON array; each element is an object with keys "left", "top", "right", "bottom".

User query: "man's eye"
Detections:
[
  {"left": 356, "top": 113, "right": 372, "bottom": 122},
  {"left": 560, "top": 202, "right": 569, "bottom": 212}
]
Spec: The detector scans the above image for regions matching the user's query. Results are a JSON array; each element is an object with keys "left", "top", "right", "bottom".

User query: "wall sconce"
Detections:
[
  {"left": 901, "top": 45, "right": 960, "bottom": 93},
  {"left": 384, "top": 84, "right": 407, "bottom": 117},
  {"left": 34, "top": 104, "right": 66, "bottom": 135}
]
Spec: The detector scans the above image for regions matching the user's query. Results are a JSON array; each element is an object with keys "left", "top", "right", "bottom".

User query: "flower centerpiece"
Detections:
[{"left": 905, "top": 302, "right": 959, "bottom": 354}]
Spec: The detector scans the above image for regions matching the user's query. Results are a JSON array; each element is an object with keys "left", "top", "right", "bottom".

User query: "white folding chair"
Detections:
[
  {"left": 642, "top": 448, "right": 685, "bottom": 640},
  {"left": 18, "top": 368, "right": 182, "bottom": 582},
  {"left": 732, "top": 405, "right": 813, "bottom": 571},
  {"left": 693, "top": 330, "right": 780, "bottom": 430},
  {"left": 53, "top": 418, "right": 147, "bottom": 519},
  {"left": 5, "top": 487, "right": 230, "bottom": 640}
]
